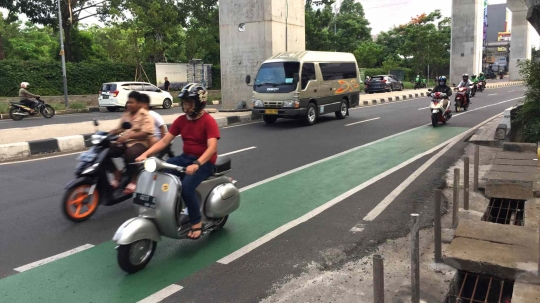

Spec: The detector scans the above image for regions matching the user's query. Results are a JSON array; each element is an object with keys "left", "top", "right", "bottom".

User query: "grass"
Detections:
[{"left": 0, "top": 103, "right": 9, "bottom": 114}]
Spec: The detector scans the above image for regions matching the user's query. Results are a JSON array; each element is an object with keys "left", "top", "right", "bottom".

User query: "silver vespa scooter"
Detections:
[{"left": 113, "top": 156, "right": 240, "bottom": 274}]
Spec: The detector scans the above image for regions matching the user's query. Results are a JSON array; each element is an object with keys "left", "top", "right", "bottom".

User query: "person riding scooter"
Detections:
[
  {"left": 109, "top": 91, "right": 155, "bottom": 194},
  {"left": 19, "top": 82, "right": 40, "bottom": 114},
  {"left": 431, "top": 76, "right": 453, "bottom": 112},
  {"left": 136, "top": 83, "right": 220, "bottom": 240},
  {"left": 478, "top": 72, "right": 486, "bottom": 90},
  {"left": 457, "top": 74, "right": 473, "bottom": 105}
]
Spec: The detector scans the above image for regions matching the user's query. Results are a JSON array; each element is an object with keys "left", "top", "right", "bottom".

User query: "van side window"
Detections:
[
  {"left": 320, "top": 63, "right": 358, "bottom": 81},
  {"left": 301, "top": 63, "right": 316, "bottom": 90}
]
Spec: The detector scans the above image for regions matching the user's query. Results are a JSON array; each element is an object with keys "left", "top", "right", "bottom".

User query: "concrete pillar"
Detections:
[
  {"left": 508, "top": 0, "right": 532, "bottom": 81},
  {"left": 450, "top": 0, "right": 484, "bottom": 86},
  {"left": 219, "top": 0, "right": 305, "bottom": 109}
]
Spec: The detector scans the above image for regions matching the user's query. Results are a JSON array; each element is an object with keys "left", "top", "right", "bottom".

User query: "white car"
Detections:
[{"left": 98, "top": 82, "right": 174, "bottom": 112}]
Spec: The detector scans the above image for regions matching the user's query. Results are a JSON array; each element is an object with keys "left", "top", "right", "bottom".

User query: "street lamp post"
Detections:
[{"left": 57, "top": 0, "right": 69, "bottom": 108}]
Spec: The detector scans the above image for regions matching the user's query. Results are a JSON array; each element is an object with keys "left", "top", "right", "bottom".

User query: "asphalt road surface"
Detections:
[{"left": 0, "top": 85, "right": 525, "bottom": 302}]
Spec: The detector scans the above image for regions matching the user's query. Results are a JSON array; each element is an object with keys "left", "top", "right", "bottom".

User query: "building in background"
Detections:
[{"left": 484, "top": 4, "right": 511, "bottom": 73}]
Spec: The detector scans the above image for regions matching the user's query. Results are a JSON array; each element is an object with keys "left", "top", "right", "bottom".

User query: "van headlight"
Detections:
[
  {"left": 252, "top": 99, "right": 263, "bottom": 107},
  {"left": 282, "top": 100, "right": 299, "bottom": 108},
  {"left": 91, "top": 134, "right": 106, "bottom": 145}
]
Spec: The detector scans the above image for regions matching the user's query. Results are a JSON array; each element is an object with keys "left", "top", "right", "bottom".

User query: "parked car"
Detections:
[
  {"left": 365, "top": 75, "right": 404, "bottom": 93},
  {"left": 98, "top": 82, "right": 174, "bottom": 112}
]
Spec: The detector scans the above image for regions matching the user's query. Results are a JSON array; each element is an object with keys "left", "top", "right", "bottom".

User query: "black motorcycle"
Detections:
[
  {"left": 9, "top": 97, "right": 55, "bottom": 121},
  {"left": 61, "top": 120, "right": 174, "bottom": 222}
]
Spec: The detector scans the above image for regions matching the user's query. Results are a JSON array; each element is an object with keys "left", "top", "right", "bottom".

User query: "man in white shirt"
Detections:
[
  {"left": 457, "top": 74, "right": 473, "bottom": 105},
  {"left": 139, "top": 94, "right": 174, "bottom": 158}
]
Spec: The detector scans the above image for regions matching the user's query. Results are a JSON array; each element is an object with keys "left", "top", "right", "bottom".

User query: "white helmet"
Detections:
[{"left": 20, "top": 82, "right": 29, "bottom": 88}]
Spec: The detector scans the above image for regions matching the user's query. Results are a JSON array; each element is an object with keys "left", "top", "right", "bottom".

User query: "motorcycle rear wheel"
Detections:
[
  {"left": 9, "top": 107, "right": 24, "bottom": 121},
  {"left": 61, "top": 183, "right": 100, "bottom": 222},
  {"left": 117, "top": 240, "right": 156, "bottom": 274}
]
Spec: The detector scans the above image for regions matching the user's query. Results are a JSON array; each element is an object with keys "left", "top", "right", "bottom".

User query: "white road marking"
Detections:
[
  {"left": 219, "top": 109, "right": 512, "bottom": 265},
  {"left": 344, "top": 117, "right": 380, "bottom": 126},
  {"left": 350, "top": 96, "right": 426, "bottom": 110},
  {"left": 220, "top": 146, "right": 257, "bottom": 156},
  {"left": 0, "top": 151, "right": 84, "bottom": 166},
  {"left": 488, "top": 93, "right": 497, "bottom": 96},
  {"left": 350, "top": 223, "right": 366, "bottom": 233},
  {"left": 418, "top": 107, "right": 429, "bottom": 110},
  {"left": 14, "top": 244, "right": 94, "bottom": 272},
  {"left": 453, "top": 97, "right": 523, "bottom": 118},
  {"left": 137, "top": 284, "right": 183, "bottom": 303},
  {"left": 508, "top": 90, "right": 515, "bottom": 92},
  {"left": 222, "top": 121, "right": 264, "bottom": 129}
]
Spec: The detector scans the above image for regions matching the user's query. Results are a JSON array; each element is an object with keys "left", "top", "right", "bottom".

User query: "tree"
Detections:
[
  {"left": 333, "top": 0, "right": 371, "bottom": 53},
  {"left": 305, "top": 1, "right": 334, "bottom": 51},
  {"left": 0, "top": 0, "right": 123, "bottom": 61},
  {"left": 182, "top": 0, "right": 220, "bottom": 64},
  {"left": 353, "top": 41, "right": 384, "bottom": 68}
]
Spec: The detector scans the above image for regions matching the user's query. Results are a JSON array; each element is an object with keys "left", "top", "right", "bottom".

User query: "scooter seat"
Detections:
[{"left": 214, "top": 156, "right": 231, "bottom": 174}]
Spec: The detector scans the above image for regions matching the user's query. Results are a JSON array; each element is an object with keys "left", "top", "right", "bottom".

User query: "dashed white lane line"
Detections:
[
  {"left": 418, "top": 107, "right": 429, "bottom": 110},
  {"left": 14, "top": 244, "right": 94, "bottom": 272},
  {"left": 508, "top": 90, "right": 515, "bottom": 92},
  {"left": 350, "top": 223, "right": 366, "bottom": 233},
  {"left": 488, "top": 93, "right": 498, "bottom": 96},
  {"left": 220, "top": 146, "right": 257, "bottom": 156},
  {"left": 137, "top": 284, "right": 183, "bottom": 303},
  {"left": 344, "top": 117, "right": 380, "bottom": 126}
]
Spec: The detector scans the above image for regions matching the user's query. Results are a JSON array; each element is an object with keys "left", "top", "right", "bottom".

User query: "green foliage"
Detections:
[
  {"left": 211, "top": 66, "right": 221, "bottom": 90},
  {"left": 354, "top": 41, "right": 384, "bottom": 68},
  {"left": 516, "top": 60, "right": 540, "bottom": 142}
]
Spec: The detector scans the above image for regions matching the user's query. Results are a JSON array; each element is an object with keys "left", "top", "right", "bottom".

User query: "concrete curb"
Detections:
[
  {"left": 358, "top": 81, "right": 524, "bottom": 107},
  {"left": 0, "top": 114, "right": 262, "bottom": 162},
  {"left": 0, "top": 103, "right": 181, "bottom": 120}
]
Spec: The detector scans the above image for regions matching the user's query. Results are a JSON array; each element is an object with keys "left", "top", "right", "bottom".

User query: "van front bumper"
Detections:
[{"left": 252, "top": 108, "right": 308, "bottom": 117}]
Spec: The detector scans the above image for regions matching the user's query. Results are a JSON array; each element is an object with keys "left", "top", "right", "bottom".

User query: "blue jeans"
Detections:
[{"left": 166, "top": 154, "right": 215, "bottom": 225}]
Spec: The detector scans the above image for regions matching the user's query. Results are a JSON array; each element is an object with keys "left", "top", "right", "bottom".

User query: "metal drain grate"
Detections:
[
  {"left": 482, "top": 198, "right": 525, "bottom": 226},
  {"left": 452, "top": 272, "right": 514, "bottom": 303}
]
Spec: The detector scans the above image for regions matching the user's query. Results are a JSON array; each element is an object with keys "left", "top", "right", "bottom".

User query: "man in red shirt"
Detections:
[{"left": 136, "top": 83, "right": 219, "bottom": 240}]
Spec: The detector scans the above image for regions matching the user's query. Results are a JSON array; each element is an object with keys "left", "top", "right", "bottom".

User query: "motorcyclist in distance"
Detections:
[
  {"left": 457, "top": 74, "right": 473, "bottom": 105},
  {"left": 19, "top": 82, "right": 40, "bottom": 114},
  {"left": 431, "top": 76, "right": 453, "bottom": 113}
]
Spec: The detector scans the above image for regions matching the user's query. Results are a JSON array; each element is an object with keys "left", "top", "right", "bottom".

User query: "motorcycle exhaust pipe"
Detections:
[{"left": 12, "top": 112, "right": 29, "bottom": 116}]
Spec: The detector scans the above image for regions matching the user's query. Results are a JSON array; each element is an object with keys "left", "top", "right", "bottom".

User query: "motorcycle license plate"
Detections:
[
  {"left": 133, "top": 193, "right": 157, "bottom": 209},
  {"left": 77, "top": 151, "right": 96, "bottom": 162},
  {"left": 432, "top": 110, "right": 439, "bottom": 114}
]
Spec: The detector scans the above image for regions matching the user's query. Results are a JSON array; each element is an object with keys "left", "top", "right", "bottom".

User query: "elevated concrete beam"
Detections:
[
  {"left": 526, "top": 0, "right": 540, "bottom": 35},
  {"left": 450, "top": 0, "right": 484, "bottom": 85},
  {"left": 219, "top": 0, "right": 305, "bottom": 109}
]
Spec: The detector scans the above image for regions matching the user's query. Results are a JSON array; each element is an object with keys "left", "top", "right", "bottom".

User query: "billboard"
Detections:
[
  {"left": 497, "top": 32, "right": 511, "bottom": 52},
  {"left": 155, "top": 63, "right": 189, "bottom": 90}
]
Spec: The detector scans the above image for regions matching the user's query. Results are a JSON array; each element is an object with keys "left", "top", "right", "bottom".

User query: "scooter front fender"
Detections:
[
  {"left": 113, "top": 217, "right": 161, "bottom": 245},
  {"left": 64, "top": 176, "right": 94, "bottom": 189}
]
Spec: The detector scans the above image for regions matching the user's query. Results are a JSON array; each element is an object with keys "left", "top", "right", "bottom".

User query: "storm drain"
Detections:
[
  {"left": 451, "top": 271, "right": 514, "bottom": 303},
  {"left": 482, "top": 198, "right": 525, "bottom": 226}
]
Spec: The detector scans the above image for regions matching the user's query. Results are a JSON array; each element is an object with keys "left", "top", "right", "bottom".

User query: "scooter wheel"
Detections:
[
  {"left": 117, "top": 240, "right": 157, "bottom": 274},
  {"left": 212, "top": 215, "right": 229, "bottom": 231},
  {"left": 61, "top": 184, "right": 100, "bottom": 222}
]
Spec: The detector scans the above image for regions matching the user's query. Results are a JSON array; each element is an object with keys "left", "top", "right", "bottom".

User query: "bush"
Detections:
[
  {"left": 515, "top": 59, "right": 540, "bottom": 143},
  {"left": 0, "top": 60, "right": 156, "bottom": 96}
]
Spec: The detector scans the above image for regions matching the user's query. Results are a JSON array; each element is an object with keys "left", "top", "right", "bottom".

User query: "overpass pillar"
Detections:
[
  {"left": 219, "top": 0, "right": 305, "bottom": 109},
  {"left": 508, "top": 0, "right": 532, "bottom": 81},
  {"left": 450, "top": 0, "right": 484, "bottom": 86}
]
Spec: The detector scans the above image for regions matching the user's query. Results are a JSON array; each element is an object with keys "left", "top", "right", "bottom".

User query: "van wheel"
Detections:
[
  {"left": 106, "top": 107, "right": 117, "bottom": 112},
  {"left": 335, "top": 100, "right": 347, "bottom": 119},
  {"left": 302, "top": 103, "right": 317, "bottom": 126},
  {"left": 263, "top": 115, "right": 278, "bottom": 124}
]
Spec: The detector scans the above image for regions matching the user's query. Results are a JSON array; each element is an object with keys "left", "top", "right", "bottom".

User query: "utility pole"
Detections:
[
  {"left": 57, "top": 0, "right": 69, "bottom": 108},
  {"left": 285, "top": 0, "right": 288, "bottom": 52}
]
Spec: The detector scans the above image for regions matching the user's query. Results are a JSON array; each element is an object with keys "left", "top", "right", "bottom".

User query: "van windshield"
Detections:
[{"left": 254, "top": 62, "right": 300, "bottom": 93}]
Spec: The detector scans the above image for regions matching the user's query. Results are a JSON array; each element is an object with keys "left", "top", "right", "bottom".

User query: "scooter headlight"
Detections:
[
  {"left": 82, "top": 163, "right": 98, "bottom": 175},
  {"left": 144, "top": 158, "right": 158, "bottom": 172},
  {"left": 90, "top": 134, "right": 106, "bottom": 145}
]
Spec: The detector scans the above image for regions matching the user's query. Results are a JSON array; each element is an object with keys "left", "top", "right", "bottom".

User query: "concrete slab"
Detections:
[
  {"left": 524, "top": 199, "right": 540, "bottom": 230},
  {"left": 443, "top": 237, "right": 538, "bottom": 280},
  {"left": 496, "top": 151, "right": 538, "bottom": 160},
  {"left": 493, "top": 159, "right": 539, "bottom": 166},
  {"left": 512, "top": 282, "right": 540, "bottom": 303},
  {"left": 455, "top": 219, "right": 538, "bottom": 249},
  {"left": 442, "top": 189, "right": 490, "bottom": 214},
  {"left": 503, "top": 142, "right": 538, "bottom": 153},
  {"left": 486, "top": 179, "right": 533, "bottom": 200},
  {"left": 491, "top": 165, "right": 540, "bottom": 174}
]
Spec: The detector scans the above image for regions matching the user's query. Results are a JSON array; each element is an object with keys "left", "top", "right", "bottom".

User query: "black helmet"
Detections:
[
  {"left": 178, "top": 83, "right": 208, "bottom": 118},
  {"left": 438, "top": 76, "right": 447, "bottom": 85}
]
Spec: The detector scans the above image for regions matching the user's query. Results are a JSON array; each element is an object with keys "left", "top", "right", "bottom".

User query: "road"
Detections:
[{"left": 0, "top": 85, "right": 525, "bottom": 302}]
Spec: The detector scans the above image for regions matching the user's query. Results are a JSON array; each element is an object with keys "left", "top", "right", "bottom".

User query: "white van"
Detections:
[{"left": 98, "top": 82, "right": 174, "bottom": 112}]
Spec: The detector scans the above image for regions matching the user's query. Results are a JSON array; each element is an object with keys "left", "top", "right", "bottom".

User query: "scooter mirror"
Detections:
[
  {"left": 122, "top": 122, "right": 132, "bottom": 129},
  {"left": 427, "top": 88, "right": 432, "bottom": 92},
  {"left": 93, "top": 119, "right": 99, "bottom": 127}
]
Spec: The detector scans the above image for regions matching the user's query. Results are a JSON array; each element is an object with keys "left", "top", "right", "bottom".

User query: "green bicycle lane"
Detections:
[{"left": 0, "top": 126, "right": 468, "bottom": 302}]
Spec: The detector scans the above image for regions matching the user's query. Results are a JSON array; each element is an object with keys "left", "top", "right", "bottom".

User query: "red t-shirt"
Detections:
[{"left": 169, "top": 113, "right": 221, "bottom": 164}]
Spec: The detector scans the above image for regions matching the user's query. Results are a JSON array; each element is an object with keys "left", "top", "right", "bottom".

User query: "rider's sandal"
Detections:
[
  {"left": 122, "top": 183, "right": 136, "bottom": 195},
  {"left": 188, "top": 228, "right": 203, "bottom": 240}
]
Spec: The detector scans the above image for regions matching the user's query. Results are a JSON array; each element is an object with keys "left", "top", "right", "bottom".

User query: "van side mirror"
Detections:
[
  {"left": 245, "top": 75, "right": 251, "bottom": 85},
  {"left": 293, "top": 73, "right": 300, "bottom": 83}
]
